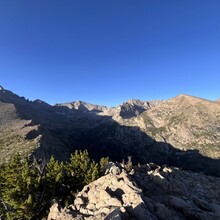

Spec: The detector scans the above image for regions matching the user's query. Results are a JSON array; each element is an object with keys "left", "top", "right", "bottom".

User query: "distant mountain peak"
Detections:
[
  {"left": 0, "top": 85, "right": 4, "bottom": 91},
  {"left": 56, "top": 100, "right": 108, "bottom": 113},
  {"left": 126, "top": 99, "right": 142, "bottom": 104},
  {"left": 172, "top": 94, "right": 213, "bottom": 105}
]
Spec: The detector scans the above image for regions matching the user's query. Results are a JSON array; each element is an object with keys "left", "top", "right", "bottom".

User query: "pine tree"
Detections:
[
  {"left": 99, "top": 156, "right": 109, "bottom": 174},
  {"left": 0, "top": 149, "right": 107, "bottom": 219},
  {"left": 65, "top": 150, "right": 101, "bottom": 192},
  {"left": 0, "top": 153, "right": 40, "bottom": 219},
  {"left": 85, "top": 161, "right": 99, "bottom": 184},
  {"left": 44, "top": 156, "right": 64, "bottom": 199}
]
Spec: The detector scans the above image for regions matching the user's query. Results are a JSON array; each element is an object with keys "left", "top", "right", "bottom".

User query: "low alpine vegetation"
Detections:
[{"left": 0, "top": 150, "right": 109, "bottom": 219}]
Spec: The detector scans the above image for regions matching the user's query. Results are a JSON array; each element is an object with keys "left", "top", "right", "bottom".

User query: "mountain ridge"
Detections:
[{"left": 0, "top": 86, "right": 219, "bottom": 176}]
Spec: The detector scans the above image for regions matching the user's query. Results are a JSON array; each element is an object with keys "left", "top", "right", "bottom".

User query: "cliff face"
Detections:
[
  {"left": 0, "top": 87, "right": 219, "bottom": 176},
  {"left": 47, "top": 164, "right": 220, "bottom": 220}
]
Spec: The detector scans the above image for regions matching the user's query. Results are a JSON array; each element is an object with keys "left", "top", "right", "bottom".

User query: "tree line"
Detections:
[{"left": 0, "top": 150, "right": 109, "bottom": 219}]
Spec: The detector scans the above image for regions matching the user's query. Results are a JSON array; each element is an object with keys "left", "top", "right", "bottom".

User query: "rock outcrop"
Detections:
[{"left": 47, "top": 164, "right": 220, "bottom": 220}]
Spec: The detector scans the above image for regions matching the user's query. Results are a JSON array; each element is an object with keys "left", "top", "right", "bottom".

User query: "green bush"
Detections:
[{"left": 0, "top": 150, "right": 109, "bottom": 219}]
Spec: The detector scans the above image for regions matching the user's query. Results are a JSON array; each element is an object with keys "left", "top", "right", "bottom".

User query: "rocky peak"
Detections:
[
  {"left": 170, "top": 94, "right": 212, "bottom": 106},
  {"left": 126, "top": 99, "right": 163, "bottom": 108},
  {"left": 33, "top": 99, "right": 48, "bottom": 104},
  {"left": 126, "top": 99, "right": 145, "bottom": 106},
  {"left": 117, "top": 99, "right": 163, "bottom": 119},
  {"left": 56, "top": 101, "right": 108, "bottom": 113},
  {"left": 0, "top": 86, "right": 24, "bottom": 104},
  {"left": 47, "top": 163, "right": 220, "bottom": 220}
]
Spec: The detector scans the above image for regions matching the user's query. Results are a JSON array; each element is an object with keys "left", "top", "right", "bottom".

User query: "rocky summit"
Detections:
[
  {"left": 0, "top": 87, "right": 220, "bottom": 176},
  {"left": 47, "top": 163, "right": 220, "bottom": 220}
]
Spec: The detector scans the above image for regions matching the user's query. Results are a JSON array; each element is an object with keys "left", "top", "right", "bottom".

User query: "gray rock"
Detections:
[
  {"left": 155, "top": 203, "right": 172, "bottom": 220},
  {"left": 193, "top": 196, "right": 212, "bottom": 211},
  {"left": 104, "top": 208, "right": 122, "bottom": 220},
  {"left": 105, "top": 162, "right": 123, "bottom": 175},
  {"left": 169, "top": 196, "right": 191, "bottom": 211},
  {"left": 47, "top": 203, "right": 84, "bottom": 220},
  {"left": 47, "top": 164, "right": 220, "bottom": 220}
]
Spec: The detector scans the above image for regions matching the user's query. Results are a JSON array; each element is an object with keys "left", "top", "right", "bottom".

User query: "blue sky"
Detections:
[{"left": 0, "top": 0, "right": 219, "bottom": 106}]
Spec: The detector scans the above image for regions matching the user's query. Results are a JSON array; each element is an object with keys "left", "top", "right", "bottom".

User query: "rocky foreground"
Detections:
[{"left": 47, "top": 164, "right": 220, "bottom": 220}]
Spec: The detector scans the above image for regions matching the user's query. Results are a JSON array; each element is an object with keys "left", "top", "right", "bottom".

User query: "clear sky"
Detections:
[{"left": 0, "top": 0, "right": 219, "bottom": 106}]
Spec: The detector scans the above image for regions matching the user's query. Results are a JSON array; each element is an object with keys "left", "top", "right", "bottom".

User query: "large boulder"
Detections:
[{"left": 73, "top": 172, "right": 155, "bottom": 220}]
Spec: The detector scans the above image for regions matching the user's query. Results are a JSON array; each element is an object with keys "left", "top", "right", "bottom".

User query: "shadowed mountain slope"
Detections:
[{"left": 0, "top": 86, "right": 219, "bottom": 176}]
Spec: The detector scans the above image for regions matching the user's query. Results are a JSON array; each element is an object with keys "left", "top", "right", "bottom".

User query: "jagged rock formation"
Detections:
[
  {"left": 47, "top": 164, "right": 220, "bottom": 220},
  {"left": 56, "top": 101, "right": 108, "bottom": 113},
  {"left": 0, "top": 86, "right": 220, "bottom": 176}
]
